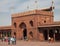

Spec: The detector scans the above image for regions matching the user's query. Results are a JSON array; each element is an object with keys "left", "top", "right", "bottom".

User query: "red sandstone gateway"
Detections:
[{"left": 0, "top": 9, "right": 60, "bottom": 41}]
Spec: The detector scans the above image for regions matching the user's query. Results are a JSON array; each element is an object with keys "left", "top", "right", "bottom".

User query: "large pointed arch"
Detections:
[{"left": 19, "top": 22, "right": 26, "bottom": 29}]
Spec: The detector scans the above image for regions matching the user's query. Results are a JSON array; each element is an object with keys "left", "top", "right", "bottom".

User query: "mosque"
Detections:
[{"left": 0, "top": 0, "right": 60, "bottom": 41}]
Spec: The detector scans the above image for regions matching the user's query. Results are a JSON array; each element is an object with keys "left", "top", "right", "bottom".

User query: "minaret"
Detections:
[
  {"left": 10, "top": 1, "right": 15, "bottom": 14},
  {"left": 35, "top": 0, "right": 38, "bottom": 9},
  {"left": 51, "top": 0, "right": 54, "bottom": 12},
  {"left": 10, "top": 7, "right": 14, "bottom": 14},
  {"left": 27, "top": 6, "right": 29, "bottom": 11}
]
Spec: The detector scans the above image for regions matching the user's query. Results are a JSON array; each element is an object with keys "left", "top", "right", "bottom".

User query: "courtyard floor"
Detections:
[{"left": 0, "top": 40, "right": 60, "bottom": 46}]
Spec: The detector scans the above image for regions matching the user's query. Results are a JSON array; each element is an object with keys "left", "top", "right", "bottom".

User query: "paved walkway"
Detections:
[{"left": 0, "top": 40, "right": 60, "bottom": 46}]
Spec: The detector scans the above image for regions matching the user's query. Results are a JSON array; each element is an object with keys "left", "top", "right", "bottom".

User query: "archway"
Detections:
[
  {"left": 19, "top": 22, "right": 27, "bottom": 40},
  {"left": 23, "top": 29, "right": 27, "bottom": 40},
  {"left": 49, "top": 29, "right": 54, "bottom": 38},
  {"left": 55, "top": 29, "right": 60, "bottom": 41}
]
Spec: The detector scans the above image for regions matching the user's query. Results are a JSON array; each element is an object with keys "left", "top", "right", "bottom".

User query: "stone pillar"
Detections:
[
  {"left": 16, "top": 28, "right": 23, "bottom": 40},
  {"left": 54, "top": 32, "right": 55, "bottom": 41},
  {"left": 0, "top": 32, "right": 1, "bottom": 38},
  {"left": 33, "top": 28, "right": 38, "bottom": 40},
  {"left": 0, "top": 32, "right": 2, "bottom": 38},
  {"left": 11, "top": 29, "right": 14, "bottom": 37},
  {"left": 16, "top": 28, "right": 19, "bottom": 40},
  {"left": 54, "top": 29, "right": 56, "bottom": 41},
  {"left": 37, "top": 28, "right": 44, "bottom": 41},
  {"left": 53, "top": 29, "right": 55, "bottom": 42},
  {"left": 6, "top": 32, "right": 7, "bottom": 36},
  {"left": 48, "top": 29, "right": 49, "bottom": 41}
]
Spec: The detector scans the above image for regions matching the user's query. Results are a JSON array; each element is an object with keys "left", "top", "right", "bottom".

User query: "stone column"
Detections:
[
  {"left": 0, "top": 32, "right": 1, "bottom": 38},
  {"left": 48, "top": 29, "right": 49, "bottom": 41}
]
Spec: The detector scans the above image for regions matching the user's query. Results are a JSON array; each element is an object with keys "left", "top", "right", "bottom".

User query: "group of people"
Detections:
[
  {"left": 48, "top": 37, "right": 54, "bottom": 43},
  {"left": 1, "top": 36, "right": 16, "bottom": 45}
]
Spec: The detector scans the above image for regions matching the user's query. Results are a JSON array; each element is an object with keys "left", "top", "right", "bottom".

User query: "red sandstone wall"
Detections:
[{"left": 11, "top": 10, "right": 53, "bottom": 40}]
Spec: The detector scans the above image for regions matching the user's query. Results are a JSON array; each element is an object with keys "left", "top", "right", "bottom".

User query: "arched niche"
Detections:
[
  {"left": 29, "top": 20, "right": 33, "bottom": 27},
  {"left": 19, "top": 22, "right": 26, "bottom": 29},
  {"left": 29, "top": 31, "right": 33, "bottom": 37},
  {"left": 14, "top": 22, "right": 16, "bottom": 28}
]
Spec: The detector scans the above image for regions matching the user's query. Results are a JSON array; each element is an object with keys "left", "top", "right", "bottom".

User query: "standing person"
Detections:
[
  {"left": 10, "top": 36, "right": 16, "bottom": 45},
  {"left": 14, "top": 36, "right": 16, "bottom": 45},
  {"left": 12, "top": 36, "right": 16, "bottom": 45},
  {"left": 8, "top": 37, "right": 10, "bottom": 45},
  {"left": 10, "top": 36, "right": 13, "bottom": 45},
  {"left": 4, "top": 36, "right": 8, "bottom": 42},
  {"left": 8, "top": 36, "right": 13, "bottom": 45},
  {"left": 48, "top": 37, "right": 51, "bottom": 43}
]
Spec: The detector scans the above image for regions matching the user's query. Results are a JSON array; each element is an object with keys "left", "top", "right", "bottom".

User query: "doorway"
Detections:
[
  {"left": 23, "top": 29, "right": 27, "bottom": 40},
  {"left": 49, "top": 30, "right": 54, "bottom": 38},
  {"left": 55, "top": 29, "right": 60, "bottom": 41},
  {"left": 43, "top": 30, "right": 48, "bottom": 40}
]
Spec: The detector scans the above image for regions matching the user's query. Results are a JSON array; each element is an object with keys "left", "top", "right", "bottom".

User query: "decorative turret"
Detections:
[
  {"left": 50, "top": 0, "right": 55, "bottom": 12},
  {"left": 37, "top": 0, "right": 54, "bottom": 12},
  {"left": 35, "top": 0, "right": 38, "bottom": 9}
]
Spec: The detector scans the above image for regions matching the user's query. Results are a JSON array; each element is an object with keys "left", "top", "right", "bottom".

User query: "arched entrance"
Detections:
[
  {"left": 23, "top": 29, "right": 27, "bottom": 40},
  {"left": 19, "top": 22, "right": 27, "bottom": 40}
]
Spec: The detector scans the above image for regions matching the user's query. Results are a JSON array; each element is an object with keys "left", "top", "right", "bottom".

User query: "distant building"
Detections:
[{"left": 0, "top": 7, "right": 60, "bottom": 41}]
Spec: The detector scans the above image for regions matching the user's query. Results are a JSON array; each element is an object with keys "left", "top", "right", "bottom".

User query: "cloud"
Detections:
[
  {"left": 0, "top": 0, "right": 60, "bottom": 26},
  {"left": 55, "top": 6, "right": 60, "bottom": 10},
  {"left": 0, "top": 0, "right": 8, "bottom": 7},
  {"left": 0, "top": 0, "right": 59, "bottom": 13},
  {"left": 0, "top": 0, "right": 18, "bottom": 12}
]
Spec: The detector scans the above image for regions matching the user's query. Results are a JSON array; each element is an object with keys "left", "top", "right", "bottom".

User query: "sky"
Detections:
[{"left": 0, "top": 0, "right": 60, "bottom": 26}]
